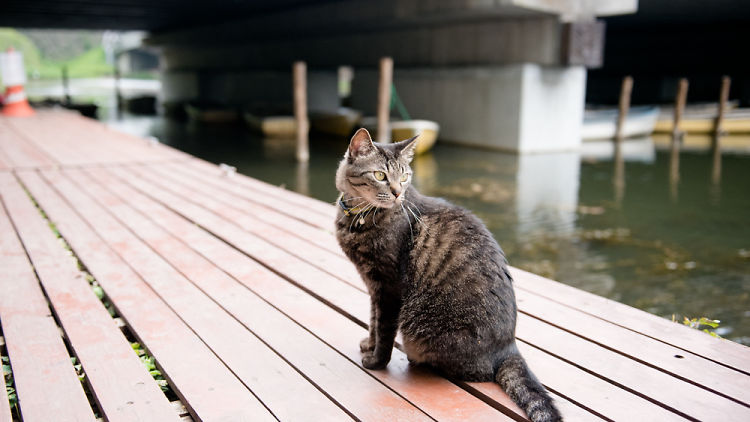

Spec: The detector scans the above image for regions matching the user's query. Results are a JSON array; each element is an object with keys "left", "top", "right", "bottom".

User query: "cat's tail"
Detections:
[{"left": 495, "top": 354, "right": 563, "bottom": 422}]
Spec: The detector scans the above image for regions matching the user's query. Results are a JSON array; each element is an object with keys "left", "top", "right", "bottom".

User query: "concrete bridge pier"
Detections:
[{"left": 150, "top": 0, "right": 637, "bottom": 154}]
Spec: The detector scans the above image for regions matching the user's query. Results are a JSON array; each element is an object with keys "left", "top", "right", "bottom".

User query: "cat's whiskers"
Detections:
[
  {"left": 400, "top": 203, "right": 414, "bottom": 241},
  {"left": 339, "top": 199, "right": 369, "bottom": 223},
  {"left": 407, "top": 205, "right": 429, "bottom": 235},
  {"left": 348, "top": 203, "right": 375, "bottom": 232},
  {"left": 361, "top": 204, "right": 377, "bottom": 227},
  {"left": 341, "top": 196, "right": 364, "bottom": 202}
]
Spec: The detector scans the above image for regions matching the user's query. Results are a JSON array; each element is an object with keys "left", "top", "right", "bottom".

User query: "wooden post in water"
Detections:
[
  {"left": 712, "top": 76, "right": 729, "bottom": 190},
  {"left": 377, "top": 57, "right": 393, "bottom": 144},
  {"left": 615, "top": 76, "right": 633, "bottom": 141},
  {"left": 672, "top": 78, "right": 689, "bottom": 138},
  {"left": 715, "top": 76, "right": 731, "bottom": 136},
  {"left": 61, "top": 66, "right": 71, "bottom": 105},
  {"left": 293, "top": 61, "right": 309, "bottom": 162}
]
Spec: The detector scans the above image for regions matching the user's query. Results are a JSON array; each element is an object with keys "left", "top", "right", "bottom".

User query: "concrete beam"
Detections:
[{"left": 148, "top": 0, "right": 636, "bottom": 47}]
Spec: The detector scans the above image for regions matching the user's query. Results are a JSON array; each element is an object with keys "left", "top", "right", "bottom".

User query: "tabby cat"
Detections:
[{"left": 335, "top": 128, "right": 562, "bottom": 422}]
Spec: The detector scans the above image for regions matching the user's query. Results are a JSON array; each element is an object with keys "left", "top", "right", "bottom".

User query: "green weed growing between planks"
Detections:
[
  {"left": 22, "top": 185, "right": 176, "bottom": 399},
  {"left": 2, "top": 355, "right": 20, "bottom": 420},
  {"left": 673, "top": 315, "right": 723, "bottom": 339}
]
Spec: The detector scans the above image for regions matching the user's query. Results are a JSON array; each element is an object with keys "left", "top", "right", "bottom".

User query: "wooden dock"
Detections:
[{"left": 1, "top": 110, "right": 749, "bottom": 422}]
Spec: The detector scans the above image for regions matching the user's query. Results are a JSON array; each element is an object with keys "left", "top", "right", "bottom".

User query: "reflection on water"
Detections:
[{"left": 112, "top": 114, "right": 750, "bottom": 345}]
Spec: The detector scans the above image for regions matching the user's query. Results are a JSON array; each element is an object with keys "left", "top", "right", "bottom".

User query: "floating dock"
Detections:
[{"left": 1, "top": 110, "right": 749, "bottom": 422}]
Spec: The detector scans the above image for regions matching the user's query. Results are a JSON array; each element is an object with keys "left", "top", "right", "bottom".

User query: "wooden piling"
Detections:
[
  {"left": 62, "top": 66, "right": 72, "bottom": 105},
  {"left": 715, "top": 76, "right": 731, "bottom": 136},
  {"left": 615, "top": 76, "right": 633, "bottom": 141},
  {"left": 293, "top": 61, "right": 309, "bottom": 162},
  {"left": 377, "top": 57, "right": 393, "bottom": 144},
  {"left": 673, "top": 78, "right": 689, "bottom": 138}
]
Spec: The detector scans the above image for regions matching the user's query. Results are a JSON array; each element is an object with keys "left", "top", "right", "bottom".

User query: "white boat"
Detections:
[
  {"left": 244, "top": 112, "right": 299, "bottom": 138},
  {"left": 582, "top": 106, "right": 660, "bottom": 140},
  {"left": 580, "top": 137, "right": 656, "bottom": 163},
  {"left": 360, "top": 117, "right": 440, "bottom": 155}
]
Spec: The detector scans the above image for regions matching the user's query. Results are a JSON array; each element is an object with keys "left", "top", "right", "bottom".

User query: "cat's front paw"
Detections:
[
  {"left": 359, "top": 337, "right": 375, "bottom": 352},
  {"left": 362, "top": 352, "right": 389, "bottom": 370}
]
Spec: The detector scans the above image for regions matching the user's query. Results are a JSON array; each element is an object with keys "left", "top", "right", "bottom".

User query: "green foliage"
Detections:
[
  {"left": 131, "top": 343, "right": 170, "bottom": 392},
  {"left": 3, "top": 355, "right": 18, "bottom": 417},
  {"left": 0, "top": 28, "right": 113, "bottom": 87},
  {"left": 0, "top": 28, "right": 43, "bottom": 76},
  {"left": 674, "top": 315, "right": 723, "bottom": 338}
]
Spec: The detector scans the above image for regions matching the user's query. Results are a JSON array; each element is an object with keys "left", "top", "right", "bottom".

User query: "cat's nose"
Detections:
[{"left": 392, "top": 188, "right": 401, "bottom": 198}]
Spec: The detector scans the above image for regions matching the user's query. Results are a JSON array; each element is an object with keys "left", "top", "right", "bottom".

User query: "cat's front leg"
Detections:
[
  {"left": 362, "top": 288, "right": 400, "bottom": 370},
  {"left": 360, "top": 293, "right": 378, "bottom": 352}
]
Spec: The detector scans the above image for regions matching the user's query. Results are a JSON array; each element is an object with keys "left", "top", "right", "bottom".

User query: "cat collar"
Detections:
[{"left": 337, "top": 193, "right": 365, "bottom": 216}]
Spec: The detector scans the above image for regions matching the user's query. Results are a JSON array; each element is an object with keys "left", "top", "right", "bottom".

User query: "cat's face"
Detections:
[{"left": 336, "top": 128, "right": 418, "bottom": 209}]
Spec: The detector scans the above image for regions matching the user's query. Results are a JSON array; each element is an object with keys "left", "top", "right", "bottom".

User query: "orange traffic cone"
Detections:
[{"left": 0, "top": 47, "right": 35, "bottom": 117}]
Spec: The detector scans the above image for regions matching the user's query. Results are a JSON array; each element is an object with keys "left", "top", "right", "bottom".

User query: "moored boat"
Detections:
[
  {"left": 582, "top": 106, "right": 660, "bottom": 140},
  {"left": 184, "top": 102, "right": 238, "bottom": 123},
  {"left": 654, "top": 108, "right": 750, "bottom": 134},
  {"left": 310, "top": 107, "right": 362, "bottom": 137},
  {"left": 390, "top": 119, "right": 440, "bottom": 155},
  {"left": 243, "top": 112, "right": 299, "bottom": 138},
  {"left": 360, "top": 117, "right": 440, "bottom": 155}
]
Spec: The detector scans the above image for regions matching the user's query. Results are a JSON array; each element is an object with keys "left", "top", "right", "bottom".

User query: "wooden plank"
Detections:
[
  {"left": 0, "top": 172, "right": 179, "bottom": 422},
  {"left": 4, "top": 114, "right": 92, "bottom": 166},
  {"left": 516, "top": 314, "right": 750, "bottom": 421},
  {"left": 511, "top": 267, "right": 750, "bottom": 375},
  {"left": 61, "top": 168, "right": 355, "bottom": 422},
  {"left": 0, "top": 146, "right": 11, "bottom": 170},
  {"left": 52, "top": 113, "right": 185, "bottom": 164},
  {"left": 106, "top": 166, "right": 678, "bottom": 421},
  {"left": 17, "top": 169, "right": 277, "bottom": 422},
  {"left": 188, "top": 158, "right": 337, "bottom": 219},
  {"left": 514, "top": 287, "right": 750, "bottom": 407},
  {"left": 162, "top": 162, "right": 342, "bottom": 255},
  {"left": 88, "top": 166, "right": 531, "bottom": 422},
  {"left": 0, "top": 199, "right": 96, "bottom": 422},
  {"left": 73, "top": 167, "right": 443, "bottom": 422},
  {"left": 177, "top": 160, "right": 335, "bottom": 231},
  {"left": 134, "top": 164, "right": 744, "bottom": 418},
  {"left": 0, "top": 118, "right": 56, "bottom": 168},
  {"left": 108, "top": 165, "right": 369, "bottom": 320},
  {"left": 142, "top": 163, "right": 362, "bottom": 288}
]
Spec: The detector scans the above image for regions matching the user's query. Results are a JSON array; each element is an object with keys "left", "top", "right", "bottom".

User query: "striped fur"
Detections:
[{"left": 335, "top": 129, "right": 562, "bottom": 421}]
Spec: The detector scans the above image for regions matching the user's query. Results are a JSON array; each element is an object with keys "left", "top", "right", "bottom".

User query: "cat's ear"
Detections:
[
  {"left": 395, "top": 135, "right": 419, "bottom": 162},
  {"left": 348, "top": 128, "right": 376, "bottom": 160}
]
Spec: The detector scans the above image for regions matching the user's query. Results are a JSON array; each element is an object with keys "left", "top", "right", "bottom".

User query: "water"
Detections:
[{"left": 103, "top": 114, "right": 750, "bottom": 346}]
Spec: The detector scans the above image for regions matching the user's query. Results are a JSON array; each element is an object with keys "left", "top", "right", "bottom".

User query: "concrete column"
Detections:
[{"left": 352, "top": 64, "right": 587, "bottom": 153}]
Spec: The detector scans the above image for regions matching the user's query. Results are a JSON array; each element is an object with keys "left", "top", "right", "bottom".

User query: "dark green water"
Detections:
[{"left": 141, "top": 118, "right": 750, "bottom": 345}]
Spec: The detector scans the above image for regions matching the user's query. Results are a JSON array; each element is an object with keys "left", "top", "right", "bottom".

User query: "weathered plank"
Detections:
[
  {"left": 0, "top": 172, "right": 179, "bottom": 422},
  {"left": 54, "top": 113, "right": 187, "bottom": 164},
  {"left": 63, "top": 168, "right": 355, "bottom": 422},
  {"left": 515, "top": 287, "right": 750, "bottom": 406},
  {"left": 161, "top": 162, "right": 342, "bottom": 255},
  {"left": 141, "top": 163, "right": 363, "bottom": 289},
  {"left": 109, "top": 165, "right": 369, "bottom": 320},
  {"left": 188, "top": 157, "right": 338, "bottom": 220},
  {"left": 0, "top": 119, "right": 56, "bottom": 168},
  {"left": 90, "top": 166, "right": 527, "bottom": 422},
  {"left": 108, "top": 164, "right": 682, "bottom": 421},
  {"left": 517, "top": 314, "right": 750, "bottom": 421},
  {"left": 0, "top": 197, "right": 96, "bottom": 422},
  {"left": 18, "top": 169, "right": 277, "bottom": 422},
  {"left": 512, "top": 267, "right": 750, "bottom": 375},
  {"left": 4, "top": 114, "right": 91, "bottom": 166},
  {"left": 0, "top": 147, "right": 11, "bottom": 170}
]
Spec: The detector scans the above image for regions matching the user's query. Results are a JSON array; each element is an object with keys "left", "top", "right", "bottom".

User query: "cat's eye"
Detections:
[
  {"left": 400, "top": 173, "right": 409, "bottom": 182},
  {"left": 374, "top": 171, "right": 386, "bottom": 181}
]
